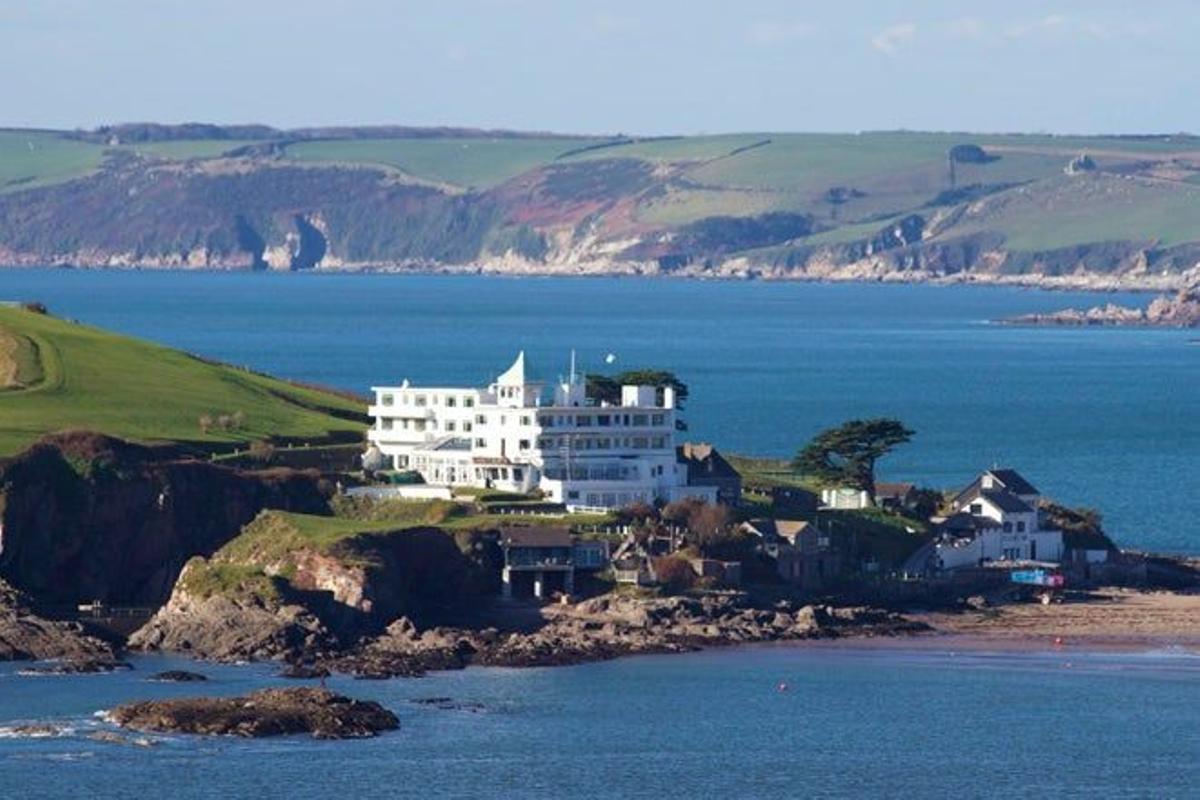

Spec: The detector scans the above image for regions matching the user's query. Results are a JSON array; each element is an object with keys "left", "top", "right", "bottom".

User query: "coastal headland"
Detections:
[
  {"left": 5, "top": 125, "right": 1200, "bottom": 293},
  {"left": 1, "top": 304, "right": 1197, "bottom": 691}
]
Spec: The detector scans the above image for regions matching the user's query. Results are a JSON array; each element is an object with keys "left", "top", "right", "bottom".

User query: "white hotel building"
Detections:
[{"left": 366, "top": 353, "right": 717, "bottom": 511}]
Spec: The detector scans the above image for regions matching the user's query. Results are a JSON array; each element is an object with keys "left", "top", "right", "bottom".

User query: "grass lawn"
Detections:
[
  {"left": 0, "top": 131, "right": 106, "bottom": 193},
  {"left": 284, "top": 137, "right": 610, "bottom": 189},
  {"left": 0, "top": 306, "right": 365, "bottom": 455}
]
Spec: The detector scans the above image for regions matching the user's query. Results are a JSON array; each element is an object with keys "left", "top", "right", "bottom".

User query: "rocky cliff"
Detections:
[
  {"left": 0, "top": 432, "right": 333, "bottom": 606},
  {"left": 129, "top": 511, "right": 501, "bottom": 661}
]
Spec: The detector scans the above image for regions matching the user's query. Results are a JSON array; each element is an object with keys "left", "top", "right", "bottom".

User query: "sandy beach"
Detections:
[{"left": 907, "top": 588, "right": 1200, "bottom": 652}]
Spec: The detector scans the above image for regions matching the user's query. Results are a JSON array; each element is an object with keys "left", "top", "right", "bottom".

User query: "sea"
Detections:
[
  {"left": 0, "top": 269, "right": 1198, "bottom": 798},
  {"left": 1, "top": 648, "right": 1198, "bottom": 799},
  {"left": 0, "top": 269, "right": 1194, "bottom": 553}
]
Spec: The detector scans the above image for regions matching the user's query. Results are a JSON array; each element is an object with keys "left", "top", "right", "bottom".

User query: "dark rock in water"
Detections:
[
  {"left": 1003, "top": 283, "right": 1200, "bottom": 328},
  {"left": 1, "top": 723, "right": 67, "bottom": 738},
  {"left": 108, "top": 687, "right": 398, "bottom": 739},
  {"left": 87, "top": 730, "right": 156, "bottom": 747},
  {"left": 410, "top": 697, "right": 487, "bottom": 713},
  {"left": 279, "top": 664, "right": 331, "bottom": 679},
  {"left": 147, "top": 670, "right": 207, "bottom": 682},
  {"left": 18, "top": 657, "right": 133, "bottom": 675},
  {"left": 0, "top": 579, "right": 118, "bottom": 663}
]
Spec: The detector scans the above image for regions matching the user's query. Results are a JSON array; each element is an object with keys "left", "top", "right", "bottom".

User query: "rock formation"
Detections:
[
  {"left": 1004, "top": 282, "right": 1200, "bottom": 327},
  {"left": 107, "top": 687, "right": 398, "bottom": 739},
  {"left": 0, "top": 579, "right": 117, "bottom": 662}
]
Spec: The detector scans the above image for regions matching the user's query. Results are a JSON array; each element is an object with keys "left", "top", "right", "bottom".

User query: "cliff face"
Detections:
[
  {"left": 0, "top": 432, "right": 332, "bottom": 606},
  {"left": 129, "top": 513, "right": 501, "bottom": 661}
]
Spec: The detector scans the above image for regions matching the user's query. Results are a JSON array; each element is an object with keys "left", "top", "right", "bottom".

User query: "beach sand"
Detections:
[{"left": 908, "top": 588, "right": 1200, "bottom": 652}]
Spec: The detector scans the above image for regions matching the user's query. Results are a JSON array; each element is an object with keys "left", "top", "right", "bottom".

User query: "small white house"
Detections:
[
  {"left": 933, "top": 469, "right": 1064, "bottom": 571},
  {"left": 820, "top": 487, "right": 871, "bottom": 510}
]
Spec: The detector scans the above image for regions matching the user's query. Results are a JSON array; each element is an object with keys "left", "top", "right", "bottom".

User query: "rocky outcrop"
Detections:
[
  {"left": 1004, "top": 283, "right": 1200, "bottom": 327},
  {"left": 0, "top": 432, "right": 332, "bottom": 606},
  {"left": 127, "top": 560, "right": 335, "bottom": 662},
  {"left": 107, "top": 687, "right": 398, "bottom": 739},
  {"left": 0, "top": 579, "right": 117, "bottom": 662},
  {"left": 328, "top": 595, "right": 928, "bottom": 678}
]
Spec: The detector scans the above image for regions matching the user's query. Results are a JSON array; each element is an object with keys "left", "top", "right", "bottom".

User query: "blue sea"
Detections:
[
  {"left": 0, "top": 269, "right": 1194, "bottom": 553},
  {"left": 2, "top": 648, "right": 1198, "bottom": 799}
]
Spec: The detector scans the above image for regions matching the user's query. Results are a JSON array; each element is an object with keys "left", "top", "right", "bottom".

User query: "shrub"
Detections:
[
  {"left": 248, "top": 439, "right": 276, "bottom": 463},
  {"left": 198, "top": 414, "right": 213, "bottom": 434},
  {"left": 653, "top": 555, "right": 696, "bottom": 594}
]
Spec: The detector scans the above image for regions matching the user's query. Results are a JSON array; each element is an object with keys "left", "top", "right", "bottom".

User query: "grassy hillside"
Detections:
[
  {"left": 4, "top": 124, "right": 1200, "bottom": 280},
  {"left": 0, "top": 306, "right": 365, "bottom": 455},
  {"left": 284, "top": 136, "right": 611, "bottom": 189},
  {"left": 0, "top": 131, "right": 105, "bottom": 194}
]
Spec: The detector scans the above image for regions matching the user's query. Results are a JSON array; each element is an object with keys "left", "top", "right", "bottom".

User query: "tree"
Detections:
[
  {"left": 792, "top": 418, "right": 914, "bottom": 499},
  {"left": 585, "top": 370, "right": 688, "bottom": 409}
]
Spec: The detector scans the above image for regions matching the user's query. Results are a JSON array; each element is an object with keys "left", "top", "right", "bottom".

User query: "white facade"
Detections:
[
  {"left": 934, "top": 470, "right": 1064, "bottom": 570},
  {"left": 366, "top": 352, "right": 716, "bottom": 511}
]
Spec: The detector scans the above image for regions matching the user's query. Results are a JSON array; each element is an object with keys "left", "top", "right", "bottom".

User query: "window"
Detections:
[
  {"left": 381, "top": 394, "right": 394, "bottom": 406},
  {"left": 381, "top": 418, "right": 394, "bottom": 430},
  {"left": 446, "top": 396, "right": 456, "bottom": 407},
  {"left": 567, "top": 490, "right": 580, "bottom": 500},
  {"left": 1003, "top": 522, "right": 1013, "bottom": 532},
  {"left": 597, "top": 415, "right": 611, "bottom": 427},
  {"left": 476, "top": 414, "right": 487, "bottom": 424},
  {"left": 651, "top": 413, "right": 664, "bottom": 425},
  {"left": 464, "top": 397, "right": 475, "bottom": 407},
  {"left": 539, "top": 415, "right": 555, "bottom": 428},
  {"left": 519, "top": 439, "right": 530, "bottom": 451},
  {"left": 512, "top": 468, "right": 523, "bottom": 481},
  {"left": 463, "top": 421, "right": 473, "bottom": 432},
  {"left": 633, "top": 414, "right": 648, "bottom": 426},
  {"left": 446, "top": 421, "right": 456, "bottom": 432},
  {"left": 969, "top": 503, "right": 982, "bottom": 515},
  {"left": 1017, "top": 521, "right": 1026, "bottom": 532},
  {"left": 415, "top": 395, "right": 427, "bottom": 407},
  {"left": 520, "top": 415, "right": 531, "bottom": 426},
  {"left": 474, "top": 438, "right": 487, "bottom": 448},
  {"left": 576, "top": 415, "right": 592, "bottom": 426}
]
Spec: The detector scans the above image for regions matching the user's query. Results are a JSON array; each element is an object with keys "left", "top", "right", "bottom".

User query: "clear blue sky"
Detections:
[{"left": 2, "top": 0, "right": 1196, "bottom": 135}]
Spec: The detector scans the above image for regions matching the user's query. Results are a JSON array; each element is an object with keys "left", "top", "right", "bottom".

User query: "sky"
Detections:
[{"left": 1, "top": 0, "right": 1197, "bottom": 136}]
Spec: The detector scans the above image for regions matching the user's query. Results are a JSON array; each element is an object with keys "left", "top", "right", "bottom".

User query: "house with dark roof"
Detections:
[
  {"left": 498, "top": 526, "right": 575, "bottom": 600},
  {"left": 740, "top": 518, "right": 842, "bottom": 590},
  {"left": 929, "top": 469, "right": 1063, "bottom": 571},
  {"left": 874, "top": 482, "right": 917, "bottom": 512},
  {"left": 676, "top": 442, "right": 742, "bottom": 506}
]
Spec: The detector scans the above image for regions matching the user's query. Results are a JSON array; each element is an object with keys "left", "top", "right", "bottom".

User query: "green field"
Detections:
[
  {"left": 0, "top": 131, "right": 105, "bottom": 194},
  {"left": 0, "top": 306, "right": 365, "bottom": 455},
  {"left": 284, "top": 137, "right": 611, "bottom": 188},
  {"left": 119, "top": 139, "right": 263, "bottom": 160}
]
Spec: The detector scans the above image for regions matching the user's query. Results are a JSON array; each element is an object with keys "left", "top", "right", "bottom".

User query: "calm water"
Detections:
[
  {"left": 0, "top": 269, "right": 1194, "bottom": 553},
  {"left": 1, "top": 648, "right": 1198, "bottom": 799}
]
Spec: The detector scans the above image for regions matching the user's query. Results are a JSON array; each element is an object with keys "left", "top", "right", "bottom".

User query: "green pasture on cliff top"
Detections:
[{"left": 0, "top": 306, "right": 365, "bottom": 456}]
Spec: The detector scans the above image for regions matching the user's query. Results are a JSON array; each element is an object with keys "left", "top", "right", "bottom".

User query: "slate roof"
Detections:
[
  {"left": 979, "top": 488, "right": 1033, "bottom": 513},
  {"left": 987, "top": 469, "right": 1039, "bottom": 497},
  {"left": 499, "top": 526, "right": 572, "bottom": 548}
]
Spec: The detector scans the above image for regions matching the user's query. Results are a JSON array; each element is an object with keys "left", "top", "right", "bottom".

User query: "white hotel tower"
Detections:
[{"left": 366, "top": 353, "right": 716, "bottom": 511}]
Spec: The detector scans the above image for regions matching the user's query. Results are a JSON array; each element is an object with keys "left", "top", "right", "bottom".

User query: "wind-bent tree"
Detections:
[
  {"left": 792, "top": 418, "right": 914, "bottom": 499},
  {"left": 586, "top": 370, "right": 689, "bottom": 409}
]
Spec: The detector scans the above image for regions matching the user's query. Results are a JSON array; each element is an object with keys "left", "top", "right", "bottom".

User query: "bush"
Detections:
[
  {"left": 248, "top": 439, "right": 276, "bottom": 463},
  {"left": 652, "top": 556, "right": 696, "bottom": 594},
  {"left": 20, "top": 301, "right": 48, "bottom": 315}
]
